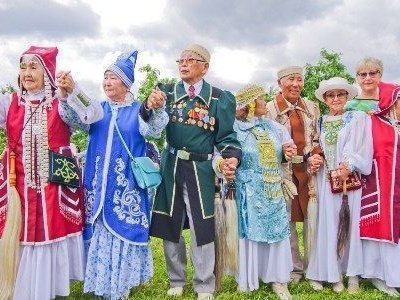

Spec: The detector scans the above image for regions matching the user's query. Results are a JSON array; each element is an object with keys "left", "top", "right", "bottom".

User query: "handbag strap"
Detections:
[{"left": 114, "top": 122, "right": 135, "bottom": 161}]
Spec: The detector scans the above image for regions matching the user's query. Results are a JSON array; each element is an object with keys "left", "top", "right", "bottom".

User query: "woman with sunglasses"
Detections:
[{"left": 346, "top": 58, "right": 400, "bottom": 296}]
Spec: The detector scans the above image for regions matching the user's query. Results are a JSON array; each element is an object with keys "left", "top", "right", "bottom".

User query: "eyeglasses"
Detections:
[
  {"left": 325, "top": 92, "right": 348, "bottom": 100},
  {"left": 176, "top": 58, "right": 206, "bottom": 65},
  {"left": 357, "top": 70, "right": 380, "bottom": 79}
]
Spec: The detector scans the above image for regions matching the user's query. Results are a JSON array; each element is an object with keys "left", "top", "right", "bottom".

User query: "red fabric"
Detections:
[
  {"left": 0, "top": 93, "right": 83, "bottom": 244},
  {"left": 188, "top": 85, "right": 195, "bottom": 99},
  {"left": 360, "top": 82, "right": 400, "bottom": 243},
  {"left": 22, "top": 46, "right": 58, "bottom": 88}
]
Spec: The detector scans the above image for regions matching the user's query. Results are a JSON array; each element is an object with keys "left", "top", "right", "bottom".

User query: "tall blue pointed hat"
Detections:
[{"left": 106, "top": 50, "right": 138, "bottom": 88}]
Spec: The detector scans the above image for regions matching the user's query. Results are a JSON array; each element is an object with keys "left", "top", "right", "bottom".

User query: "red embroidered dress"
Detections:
[{"left": 0, "top": 93, "right": 83, "bottom": 244}]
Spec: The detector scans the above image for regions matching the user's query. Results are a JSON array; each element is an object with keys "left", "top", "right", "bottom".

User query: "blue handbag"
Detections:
[{"left": 115, "top": 123, "right": 162, "bottom": 189}]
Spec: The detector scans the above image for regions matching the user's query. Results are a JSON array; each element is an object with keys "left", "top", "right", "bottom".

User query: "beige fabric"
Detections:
[
  {"left": 277, "top": 66, "right": 303, "bottom": 80},
  {"left": 185, "top": 44, "right": 211, "bottom": 63}
]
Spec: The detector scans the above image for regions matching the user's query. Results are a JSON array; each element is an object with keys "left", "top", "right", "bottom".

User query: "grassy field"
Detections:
[{"left": 65, "top": 226, "right": 394, "bottom": 299}]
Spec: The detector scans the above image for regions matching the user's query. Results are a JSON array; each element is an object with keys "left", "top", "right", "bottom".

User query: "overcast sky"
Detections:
[{"left": 1, "top": 0, "right": 399, "bottom": 98}]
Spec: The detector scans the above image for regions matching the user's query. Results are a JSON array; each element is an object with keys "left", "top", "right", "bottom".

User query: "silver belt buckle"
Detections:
[
  {"left": 177, "top": 149, "right": 190, "bottom": 160},
  {"left": 292, "top": 155, "right": 304, "bottom": 164}
]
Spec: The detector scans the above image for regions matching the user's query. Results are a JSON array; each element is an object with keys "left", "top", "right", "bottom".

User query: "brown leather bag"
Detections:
[{"left": 329, "top": 171, "right": 362, "bottom": 194}]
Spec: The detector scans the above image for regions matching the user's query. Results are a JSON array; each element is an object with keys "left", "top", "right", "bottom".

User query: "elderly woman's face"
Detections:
[
  {"left": 356, "top": 65, "right": 382, "bottom": 95},
  {"left": 324, "top": 89, "right": 349, "bottom": 114},
  {"left": 177, "top": 50, "right": 209, "bottom": 85},
  {"left": 103, "top": 71, "right": 127, "bottom": 102},
  {"left": 19, "top": 56, "right": 44, "bottom": 93}
]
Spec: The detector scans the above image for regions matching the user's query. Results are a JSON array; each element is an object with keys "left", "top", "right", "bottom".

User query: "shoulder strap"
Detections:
[{"left": 114, "top": 122, "right": 134, "bottom": 161}]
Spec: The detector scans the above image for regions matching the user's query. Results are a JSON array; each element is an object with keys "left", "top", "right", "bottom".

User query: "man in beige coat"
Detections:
[{"left": 266, "top": 66, "right": 323, "bottom": 281}]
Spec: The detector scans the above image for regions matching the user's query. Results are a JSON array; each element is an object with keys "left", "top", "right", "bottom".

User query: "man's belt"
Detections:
[
  {"left": 167, "top": 145, "right": 212, "bottom": 161},
  {"left": 291, "top": 155, "right": 304, "bottom": 164}
]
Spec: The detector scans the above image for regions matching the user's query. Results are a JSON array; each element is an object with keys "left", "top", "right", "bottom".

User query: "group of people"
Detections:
[{"left": 0, "top": 43, "right": 398, "bottom": 300}]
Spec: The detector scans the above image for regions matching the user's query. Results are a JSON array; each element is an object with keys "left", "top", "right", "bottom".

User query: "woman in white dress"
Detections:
[{"left": 306, "top": 77, "right": 373, "bottom": 293}]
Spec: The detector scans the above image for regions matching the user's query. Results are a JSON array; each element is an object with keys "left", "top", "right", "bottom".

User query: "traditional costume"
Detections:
[
  {"left": 0, "top": 46, "right": 100, "bottom": 300},
  {"left": 306, "top": 78, "right": 373, "bottom": 286},
  {"left": 71, "top": 50, "right": 168, "bottom": 300},
  {"left": 266, "top": 66, "right": 322, "bottom": 276},
  {"left": 356, "top": 82, "right": 400, "bottom": 288},
  {"left": 150, "top": 44, "right": 241, "bottom": 296},
  {"left": 232, "top": 85, "right": 293, "bottom": 294}
]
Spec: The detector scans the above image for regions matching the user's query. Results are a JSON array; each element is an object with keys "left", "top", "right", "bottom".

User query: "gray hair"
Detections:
[{"left": 356, "top": 57, "right": 383, "bottom": 75}]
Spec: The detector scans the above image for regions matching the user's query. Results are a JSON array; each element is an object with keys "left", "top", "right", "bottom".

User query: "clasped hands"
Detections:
[
  {"left": 218, "top": 157, "right": 239, "bottom": 180},
  {"left": 146, "top": 87, "right": 166, "bottom": 110},
  {"left": 56, "top": 71, "right": 75, "bottom": 99},
  {"left": 282, "top": 142, "right": 297, "bottom": 161}
]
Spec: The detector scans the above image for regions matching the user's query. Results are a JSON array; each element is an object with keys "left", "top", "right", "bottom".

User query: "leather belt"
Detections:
[{"left": 167, "top": 145, "right": 212, "bottom": 161}]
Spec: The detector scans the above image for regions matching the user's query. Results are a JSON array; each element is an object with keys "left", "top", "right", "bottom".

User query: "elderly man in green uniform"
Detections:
[{"left": 149, "top": 44, "right": 241, "bottom": 300}]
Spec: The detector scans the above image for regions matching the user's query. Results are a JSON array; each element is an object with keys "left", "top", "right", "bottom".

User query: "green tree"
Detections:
[{"left": 302, "top": 48, "right": 355, "bottom": 114}]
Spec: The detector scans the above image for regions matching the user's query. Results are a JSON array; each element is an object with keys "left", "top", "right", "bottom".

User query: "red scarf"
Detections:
[{"left": 360, "top": 82, "right": 400, "bottom": 243}]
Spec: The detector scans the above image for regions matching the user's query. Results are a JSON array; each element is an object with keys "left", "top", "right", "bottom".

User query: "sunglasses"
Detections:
[
  {"left": 325, "top": 92, "right": 348, "bottom": 100},
  {"left": 357, "top": 70, "right": 380, "bottom": 79}
]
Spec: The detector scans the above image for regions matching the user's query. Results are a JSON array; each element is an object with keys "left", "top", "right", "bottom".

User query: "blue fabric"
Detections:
[
  {"left": 107, "top": 50, "right": 138, "bottom": 88},
  {"left": 234, "top": 118, "right": 290, "bottom": 243},
  {"left": 84, "top": 219, "right": 153, "bottom": 300},
  {"left": 83, "top": 101, "right": 150, "bottom": 245}
]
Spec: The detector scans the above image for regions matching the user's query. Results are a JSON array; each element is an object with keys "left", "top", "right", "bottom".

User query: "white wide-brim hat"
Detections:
[{"left": 315, "top": 77, "right": 358, "bottom": 102}]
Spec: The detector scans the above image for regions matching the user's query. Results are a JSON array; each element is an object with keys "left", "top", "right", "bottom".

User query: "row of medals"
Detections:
[{"left": 170, "top": 101, "right": 216, "bottom": 131}]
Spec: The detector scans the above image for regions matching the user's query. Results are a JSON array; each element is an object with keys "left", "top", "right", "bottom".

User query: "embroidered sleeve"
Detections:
[
  {"left": 64, "top": 85, "right": 104, "bottom": 125},
  {"left": 138, "top": 107, "right": 168, "bottom": 138},
  {"left": 0, "top": 94, "right": 11, "bottom": 129},
  {"left": 58, "top": 98, "right": 89, "bottom": 131}
]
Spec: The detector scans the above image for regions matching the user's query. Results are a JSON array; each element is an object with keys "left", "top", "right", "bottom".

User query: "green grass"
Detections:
[{"left": 63, "top": 226, "right": 395, "bottom": 299}]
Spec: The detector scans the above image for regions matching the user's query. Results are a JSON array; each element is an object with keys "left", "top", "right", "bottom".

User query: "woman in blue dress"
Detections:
[
  {"left": 216, "top": 85, "right": 296, "bottom": 300},
  {"left": 57, "top": 50, "right": 168, "bottom": 299}
]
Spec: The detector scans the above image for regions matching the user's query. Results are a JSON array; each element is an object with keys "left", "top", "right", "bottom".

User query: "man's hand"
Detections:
[
  {"left": 308, "top": 154, "right": 324, "bottom": 174},
  {"left": 220, "top": 157, "right": 238, "bottom": 180}
]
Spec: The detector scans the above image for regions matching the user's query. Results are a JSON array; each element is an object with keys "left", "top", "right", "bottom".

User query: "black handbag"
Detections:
[{"left": 48, "top": 150, "right": 80, "bottom": 187}]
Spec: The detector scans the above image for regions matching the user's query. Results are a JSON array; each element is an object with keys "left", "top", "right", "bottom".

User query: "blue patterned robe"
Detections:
[
  {"left": 235, "top": 117, "right": 291, "bottom": 243},
  {"left": 83, "top": 101, "right": 167, "bottom": 244}
]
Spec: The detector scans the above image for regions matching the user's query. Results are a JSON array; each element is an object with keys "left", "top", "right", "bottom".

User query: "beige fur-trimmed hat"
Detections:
[
  {"left": 277, "top": 66, "right": 303, "bottom": 80},
  {"left": 184, "top": 44, "right": 211, "bottom": 63},
  {"left": 235, "top": 84, "right": 265, "bottom": 109}
]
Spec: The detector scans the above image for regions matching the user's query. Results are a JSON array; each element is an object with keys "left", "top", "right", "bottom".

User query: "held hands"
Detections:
[
  {"left": 282, "top": 142, "right": 297, "bottom": 161},
  {"left": 308, "top": 154, "right": 324, "bottom": 174},
  {"left": 219, "top": 157, "right": 238, "bottom": 180},
  {"left": 146, "top": 87, "right": 166, "bottom": 110},
  {"left": 56, "top": 71, "right": 75, "bottom": 98},
  {"left": 331, "top": 162, "right": 351, "bottom": 183}
]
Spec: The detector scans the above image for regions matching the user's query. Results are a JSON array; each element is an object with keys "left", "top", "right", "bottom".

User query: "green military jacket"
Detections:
[{"left": 150, "top": 80, "right": 241, "bottom": 245}]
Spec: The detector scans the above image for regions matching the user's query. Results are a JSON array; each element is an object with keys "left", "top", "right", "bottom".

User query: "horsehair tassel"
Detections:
[
  {"left": 0, "top": 150, "right": 22, "bottom": 299},
  {"left": 337, "top": 177, "right": 350, "bottom": 259},
  {"left": 214, "top": 176, "right": 226, "bottom": 291},
  {"left": 224, "top": 179, "right": 238, "bottom": 272}
]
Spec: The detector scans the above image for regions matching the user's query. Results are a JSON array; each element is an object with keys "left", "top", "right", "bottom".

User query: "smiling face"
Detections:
[
  {"left": 278, "top": 73, "right": 304, "bottom": 102},
  {"left": 356, "top": 66, "right": 382, "bottom": 96},
  {"left": 324, "top": 89, "right": 349, "bottom": 115},
  {"left": 177, "top": 50, "right": 209, "bottom": 85},
  {"left": 19, "top": 55, "right": 44, "bottom": 93},
  {"left": 103, "top": 70, "right": 128, "bottom": 102}
]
